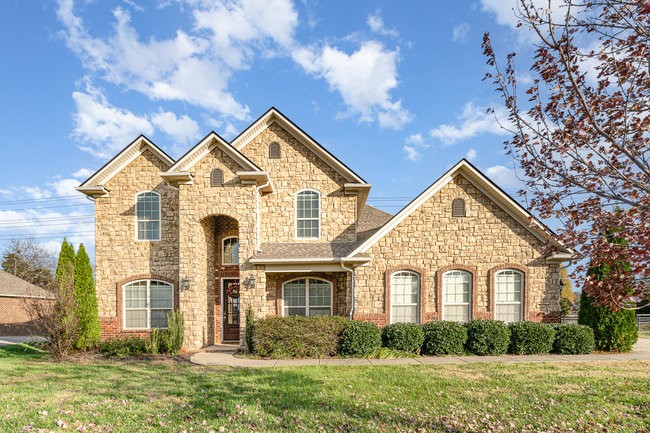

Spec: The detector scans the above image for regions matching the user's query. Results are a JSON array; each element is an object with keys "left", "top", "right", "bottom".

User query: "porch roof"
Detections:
[{"left": 249, "top": 242, "right": 371, "bottom": 264}]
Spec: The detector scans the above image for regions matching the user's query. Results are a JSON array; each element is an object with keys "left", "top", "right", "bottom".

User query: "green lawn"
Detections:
[{"left": 1, "top": 345, "right": 648, "bottom": 433}]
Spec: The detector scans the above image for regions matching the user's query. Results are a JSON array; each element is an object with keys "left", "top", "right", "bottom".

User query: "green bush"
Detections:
[
  {"left": 578, "top": 293, "right": 638, "bottom": 352},
  {"left": 98, "top": 337, "right": 146, "bottom": 357},
  {"left": 341, "top": 321, "right": 382, "bottom": 356},
  {"left": 508, "top": 322, "right": 556, "bottom": 355},
  {"left": 465, "top": 320, "right": 511, "bottom": 355},
  {"left": 74, "top": 244, "right": 101, "bottom": 350},
  {"left": 552, "top": 324, "right": 595, "bottom": 354},
  {"left": 245, "top": 305, "right": 255, "bottom": 353},
  {"left": 166, "top": 310, "right": 185, "bottom": 355},
  {"left": 253, "top": 316, "right": 349, "bottom": 358},
  {"left": 421, "top": 321, "right": 468, "bottom": 356},
  {"left": 145, "top": 329, "right": 170, "bottom": 354},
  {"left": 381, "top": 323, "right": 425, "bottom": 354}
]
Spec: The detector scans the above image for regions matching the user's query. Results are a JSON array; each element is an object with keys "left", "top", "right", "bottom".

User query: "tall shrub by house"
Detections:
[
  {"left": 74, "top": 244, "right": 101, "bottom": 349},
  {"left": 55, "top": 238, "right": 75, "bottom": 286},
  {"left": 578, "top": 292, "right": 637, "bottom": 352}
]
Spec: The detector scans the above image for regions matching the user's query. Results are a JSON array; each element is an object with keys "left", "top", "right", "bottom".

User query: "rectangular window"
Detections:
[
  {"left": 443, "top": 270, "right": 471, "bottom": 322},
  {"left": 391, "top": 272, "right": 420, "bottom": 324},
  {"left": 222, "top": 237, "right": 239, "bottom": 264},
  {"left": 296, "top": 191, "right": 320, "bottom": 238},
  {"left": 124, "top": 280, "right": 173, "bottom": 329},
  {"left": 495, "top": 270, "right": 523, "bottom": 323},
  {"left": 136, "top": 192, "right": 161, "bottom": 241}
]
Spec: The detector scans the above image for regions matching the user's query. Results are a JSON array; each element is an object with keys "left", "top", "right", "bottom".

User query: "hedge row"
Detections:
[{"left": 251, "top": 317, "right": 596, "bottom": 358}]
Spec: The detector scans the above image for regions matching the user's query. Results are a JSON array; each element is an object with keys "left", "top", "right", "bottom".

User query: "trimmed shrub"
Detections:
[
  {"left": 253, "top": 316, "right": 349, "bottom": 358},
  {"left": 99, "top": 337, "right": 146, "bottom": 357},
  {"left": 465, "top": 320, "right": 511, "bottom": 355},
  {"left": 552, "top": 324, "right": 595, "bottom": 354},
  {"left": 578, "top": 293, "right": 638, "bottom": 352},
  {"left": 421, "top": 321, "right": 468, "bottom": 356},
  {"left": 508, "top": 322, "right": 556, "bottom": 355},
  {"left": 74, "top": 244, "right": 101, "bottom": 350},
  {"left": 382, "top": 323, "right": 425, "bottom": 354},
  {"left": 341, "top": 321, "right": 382, "bottom": 356},
  {"left": 166, "top": 310, "right": 184, "bottom": 355},
  {"left": 245, "top": 305, "right": 255, "bottom": 353}
]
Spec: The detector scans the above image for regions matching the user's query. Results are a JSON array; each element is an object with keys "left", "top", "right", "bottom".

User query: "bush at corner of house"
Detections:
[
  {"left": 98, "top": 336, "right": 146, "bottom": 357},
  {"left": 252, "top": 315, "right": 349, "bottom": 358},
  {"left": 421, "top": 321, "right": 468, "bottom": 356},
  {"left": 341, "top": 320, "right": 382, "bottom": 356},
  {"left": 381, "top": 322, "right": 425, "bottom": 354},
  {"left": 578, "top": 293, "right": 638, "bottom": 352},
  {"left": 166, "top": 310, "right": 185, "bottom": 355},
  {"left": 465, "top": 320, "right": 511, "bottom": 356},
  {"left": 552, "top": 323, "right": 596, "bottom": 354},
  {"left": 508, "top": 321, "right": 556, "bottom": 355}
]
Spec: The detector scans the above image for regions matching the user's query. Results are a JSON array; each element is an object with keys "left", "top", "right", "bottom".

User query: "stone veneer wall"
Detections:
[
  {"left": 240, "top": 123, "right": 358, "bottom": 243},
  {"left": 94, "top": 149, "right": 179, "bottom": 338},
  {"left": 353, "top": 174, "right": 561, "bottom": 326}
]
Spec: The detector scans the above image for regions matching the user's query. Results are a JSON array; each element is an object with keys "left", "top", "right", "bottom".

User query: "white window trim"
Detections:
[
  {"left": 442, "top": 270, "right": 472, "bottom": 322},
  {"left": 135, "top": 191, "right": 161, "bottom": 242},
  {"left": 295, "top": 189, "right": 321, "bottom": 240},
  {"left": 122, "top": 279, "right": 174, "bottom": 330},
  {"left": 282, "top": 277, "right": 333, "bottom": 317},
  {"left": 494, "top": 269, "right": 524, "bottom": 322},
  {"left": 389, "top": 271, "right": 421, "bottom": 324},
  {"left": 222, "top": 236, "right": 239, "bottom": 265}
]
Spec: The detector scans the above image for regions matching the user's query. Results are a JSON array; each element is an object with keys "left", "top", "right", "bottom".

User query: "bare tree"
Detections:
[{"left": 2, "top": 238, "right": 56, "bottom": 289}]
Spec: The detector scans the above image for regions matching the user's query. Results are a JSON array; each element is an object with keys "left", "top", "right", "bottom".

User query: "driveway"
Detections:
[{"left": 0, "top": 336, "right": 47, "bottom": 346}]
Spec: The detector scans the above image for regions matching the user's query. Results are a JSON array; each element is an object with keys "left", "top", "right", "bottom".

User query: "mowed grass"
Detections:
[{"left": 1, "top": 345, "right": 649, "bottom": 433}]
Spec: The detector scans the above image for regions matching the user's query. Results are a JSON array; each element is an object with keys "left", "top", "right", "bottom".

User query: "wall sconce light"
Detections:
[
  {"left": 180, "top": 276, "right": 190, "bottom": 291},
  {"left": 243, "top": 274, "right": 256, "bottom": 289}
]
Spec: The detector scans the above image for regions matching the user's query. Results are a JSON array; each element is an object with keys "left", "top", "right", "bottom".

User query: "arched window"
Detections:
[
  {"left": 211, "top": 169, "right": 224, "bottom": 187},
  {"left": 222, "top": 236, "right": 239, "bottom": 265},
  {"left": 443, "top": 270, "right": 471, "bottom": 322},
  {"left": 123, "top": 280, "right": 173, "bottom": 329},
  {"left": 136, "top": 191, "right": 160, "bottom": 241},
  {"left": 283, "top": 278, "right": 332, "bottom": 317},
  {"left": 451, "top": 198, "right": 466, "bottom": 217},
  {"left": 390, "top": 271, "right": 420, "bottom": 324},
  {"left": 495, "top": 269, "right": 523, "bottom": 322},
  {"left": 296, "top": 189, "right": 320, "bottom": 239},
  {"left": 269, "top": 141, "right": 281, "bottom": 159}
]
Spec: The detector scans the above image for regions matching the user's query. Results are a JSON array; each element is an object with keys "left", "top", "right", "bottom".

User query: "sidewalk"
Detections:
[{"left": 190, "top": 337, "right": 650, "bottom": 367}]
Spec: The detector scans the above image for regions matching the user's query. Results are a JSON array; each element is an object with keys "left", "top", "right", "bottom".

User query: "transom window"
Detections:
[
  {"left": 442, "top": 270, "right": 471, "bottom": 322},
  {"left": 495, "top": 270, "right": 523, "bottom": 323},
  {"left": 296, "top": 189, "right": 320, "bottom": 239},
  {"left": 123, "top": 280, "right": 173, "bottom": 329},
  {"left": 283, "top": 278, "right": 332, "bottom": 317},
  {"left": 390, "top": 271, "right": 420, "bottom": 324},
  {"left": 222, "top": 237, "right": 239, "bottom": 265},
  {"left": 136, "top": 192, "right": 160, "bottom": 241}
]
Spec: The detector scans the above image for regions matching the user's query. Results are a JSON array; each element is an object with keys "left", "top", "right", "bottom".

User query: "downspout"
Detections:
[
  {"left": 255, "top": 178, "right": 271, "bottom": 253},
  {"left": 341, "top": 260, "right": 355, "bottom": 320}
]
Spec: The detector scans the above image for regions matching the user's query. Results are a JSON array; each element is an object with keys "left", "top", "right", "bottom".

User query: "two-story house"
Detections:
[{"left": 77, "top": 107, "right": 571, "bottom": 350}]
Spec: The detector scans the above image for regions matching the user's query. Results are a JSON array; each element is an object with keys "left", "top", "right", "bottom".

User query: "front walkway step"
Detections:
[{"left": 203, "top": 344, "right": 244, "bottom": 354}]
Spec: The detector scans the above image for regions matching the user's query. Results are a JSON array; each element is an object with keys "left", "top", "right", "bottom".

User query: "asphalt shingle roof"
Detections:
[{"left": 0, "top": 270, "right": 54, "bottom": 299}]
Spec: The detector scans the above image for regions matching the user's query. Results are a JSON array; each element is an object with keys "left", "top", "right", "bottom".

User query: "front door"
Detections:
[{"left": 222, "top": 278, "right": 240, "bottom": 342}]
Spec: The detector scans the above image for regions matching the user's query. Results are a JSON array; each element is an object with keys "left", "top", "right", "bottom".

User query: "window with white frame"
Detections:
[
  {"left": 123, "top": 280, "right": 173, "bottom": 329},
  {"left": 283, "top": 278, "right": 332, "bottom": 317},
  {"left": 442, "top": 270, "right": 471, "bottom": 322},
  {"left": 390, "top": 271, "right": 420, "bottom": 324},
  {"left": 296, "top": 190, "right": 320, "bottom": 239},
  {"left": 136, "top": 192, "right": 161, "bottom": 241},
  {"left": 222, "top": 237, "right": 239, "bottom": 265},
  {"left": 495, "top": 269, "right": 523, "bottom": 323}
]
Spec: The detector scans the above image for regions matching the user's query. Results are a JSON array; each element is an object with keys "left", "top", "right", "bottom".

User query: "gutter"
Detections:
[{"left": 340, "top": 260, "right": 355, "bottom": 320}]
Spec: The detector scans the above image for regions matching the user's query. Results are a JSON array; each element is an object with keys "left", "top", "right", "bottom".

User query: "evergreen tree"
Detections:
[
  {"left": 74, "top": 244, "right": 101, "bottom": 349},
  {"left": 55, "top": 239, "right": 75, "bottom": 286}
]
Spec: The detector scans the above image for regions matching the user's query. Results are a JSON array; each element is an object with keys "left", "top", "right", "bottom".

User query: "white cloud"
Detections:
[
  {"left": 49, "top": 178, "right": 81, "bottom": 197},
  {"left": 367, "top": 12, "right": 399, "bottom": 38},
  {"left": 429, "top": 102, "right": 511, "bottom": 145},
  {"left": 480, "top": 0, "right": 565, "bottom": 34},
  {"left": 151, "top": 110, "right": 200, "bottom": 146},
  {"left": 72, "top": 168, "right": 93, "bottom": 179},
  {"left": 403, "top": 145, "right": 420, "bottom": 162},
  {"left": 21, "top": 187, "right": 52, "bottom": 200},
  {"left": 486, "top": 165, "right": 520, "bottom": 188},
  {"left": 72, "top": 84, "right": 153, "bottom": 157},
  {"left": 293, "top": 41, "right": 411, "bottom": 129},
  {"left": 465, "top": 148, "right": 478, "bottom": 161},
  {"left": 452, "top": 23, "right": 470, "bottom": 43}
]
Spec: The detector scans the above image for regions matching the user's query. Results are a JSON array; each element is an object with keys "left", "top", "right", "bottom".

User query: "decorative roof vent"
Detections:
[
  {"left": 269, "top": 141, "right": 281, "bottom": 159},
  {"left": 451, "top": 198, "right": 466, "bottom": 217},
  {"left": 211, "top": 168, "right": 224, "bottom": 187}
]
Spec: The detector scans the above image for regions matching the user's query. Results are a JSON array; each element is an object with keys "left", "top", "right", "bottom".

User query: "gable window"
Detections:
[
  {"left": 123, "top": 280, "right": 173, "bottom": 329},
  {"left": 136, "top": 191, "right": 160, "bottom": 241},
  {"left": 442, "top": 270, "right": 471, "bottom": 322},
  {"left": 495, "top": 270, "right": 523, "bottom": 323},
  {"left": 222, "top": 236, "right": 239, "bottom": 265},
  {"left": 451, "top": 198, "right": 466, "bottom": 217},
  {"left": 296, "top": 189, "right": 320, "bottom": 239},
  {"left": 269, "top": 141, "right": 281, "bottom": 159},
  {"left": 283, "top": 278, "right": 332, "bottom": 317},
  {"left": 211, "top": 169, "right": 224, "bottom": 187},
  {"left": 390, "top": 271, "right": 420, "bottom": 324}
]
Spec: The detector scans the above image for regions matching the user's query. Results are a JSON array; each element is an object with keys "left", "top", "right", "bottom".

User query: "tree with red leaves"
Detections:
[{"left": 482, "top": 0, "right": 649, "bottom": 310}]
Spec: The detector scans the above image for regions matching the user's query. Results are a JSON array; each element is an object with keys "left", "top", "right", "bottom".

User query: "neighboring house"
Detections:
[
  {"left": 77, "top": 107, "right": 572, "bottom": 349},
  {"left": 0, "top": 270, "right": 53, "bottom": 335}
]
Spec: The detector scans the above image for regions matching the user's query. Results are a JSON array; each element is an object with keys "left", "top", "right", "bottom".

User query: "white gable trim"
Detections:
[
  {"left": 347, "top": 160, "right": 570, "bottom": 257},
  {"left": 167, "top": 132, "right": 261, "bottom": 173}
]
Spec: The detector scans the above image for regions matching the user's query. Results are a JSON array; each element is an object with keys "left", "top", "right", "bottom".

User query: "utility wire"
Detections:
[
  {"left": 0, "top": 214, "right": 94, "bottom": 225},
  {"left": 0, "top": 195, "right": 85, "bottom": 206}
]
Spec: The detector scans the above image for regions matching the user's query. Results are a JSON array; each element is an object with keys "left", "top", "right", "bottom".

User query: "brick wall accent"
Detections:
[
  {"left": 0, "top": 297, "right": 52, "bottom": 335},
  {"left": 488, "top": 263, "right": 530, "bottom": 321},
  {"left": 436, "top": 264, "right": 480, "bottom": 319},
  {"left": 384, "top": 266, "right": 427, "bottom": 325}
]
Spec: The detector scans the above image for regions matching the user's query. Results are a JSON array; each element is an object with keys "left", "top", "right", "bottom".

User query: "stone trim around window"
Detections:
[
  {"left": 436, "top": 264, "right": 478, "bottom": 321},
  {"left": 384, "top": 266, "right": 427, "bottom": 325},
  {"left": 488, "top": 263, "right": 529, "bottom": 321},
  {"left": 274, "top": 273, "right": 339, "bottom": 317},
  {"left": 115, "top": 274, "right": 179, "bottom": 334}
]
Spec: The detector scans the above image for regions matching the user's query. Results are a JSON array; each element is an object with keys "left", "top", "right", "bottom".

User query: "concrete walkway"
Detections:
[
  {"left": 0, "top": 336, "right": 47, "bottom": 346},
  {"left": 190, "top": 337, "right": 650, "bottom": 367}
]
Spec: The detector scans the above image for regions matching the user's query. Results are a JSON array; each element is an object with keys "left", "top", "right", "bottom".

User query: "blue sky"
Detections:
[{"left": 0, "top": 0, "right": 543, "bottom": 261}]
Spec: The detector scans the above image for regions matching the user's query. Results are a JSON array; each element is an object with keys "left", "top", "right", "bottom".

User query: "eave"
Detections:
[
  {"left": 159, "top": 171, "right": 194, "bottom": 188},
  {"left": 75, "top": 186, "right": 109, "bottom": 198},
  {"left": 236, "top": 171, "right": 274, "bottom": 193},
  {"left": 344, "top": 183, "right": 372, "bottom": 216}
]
